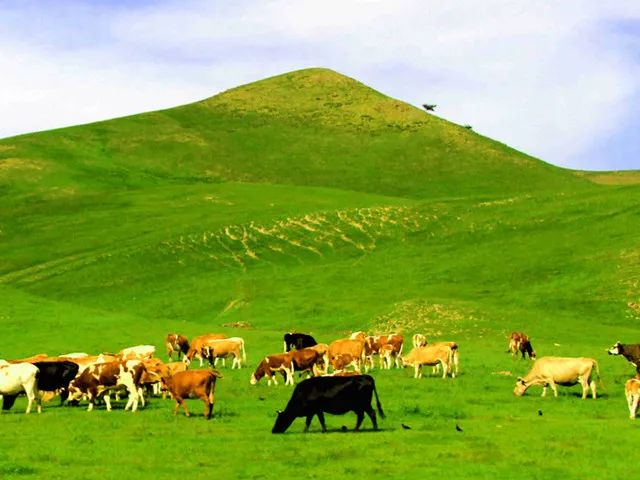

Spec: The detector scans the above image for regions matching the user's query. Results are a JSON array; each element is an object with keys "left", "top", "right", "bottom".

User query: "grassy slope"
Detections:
[{"left": 1, "top": 68, "right": 639, "bottom": 479}]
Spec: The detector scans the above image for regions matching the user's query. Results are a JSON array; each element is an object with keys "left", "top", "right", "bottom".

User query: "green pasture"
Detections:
[{"left": 1, "top": 68, "right": 640, "bottom": 479}]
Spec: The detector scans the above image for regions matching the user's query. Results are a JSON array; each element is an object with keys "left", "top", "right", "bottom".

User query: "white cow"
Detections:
[
  {"left": 0, "top": 360, "right": 42, "bottom": 414},
  {"left": 514, "top": 356, "right": 599, "bottom": 399}
]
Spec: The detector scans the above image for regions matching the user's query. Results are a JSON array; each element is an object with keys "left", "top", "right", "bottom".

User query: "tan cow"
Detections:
[
  {"left": 625, "top": 378, "right": 640, "bottom": 418},
  {"left": 162, "top": 369, "right": 222, "bottom": 419},
  {"left": 328, "top": 338, "right": 365, "bottom": 373},
  {"left": 184, "top": 334, "right": 226, "bottom": 366},
  {"left": 513, "top": 357, "right": 600, "bottom": 399},
  {"left": 250, "top": 354, "right": 294, "bottom": 386},
  {"left": 201, "top": 337, "right": 246, "bottom": 369},
  {"left": 402, "top": 345, "right": 454, "bottom": 379},
  {"left": 430, "top": 341, "right": 460, "bottom": 376},
  {"left": 118, "top": 345, "right": 156, "bottom": 360}
]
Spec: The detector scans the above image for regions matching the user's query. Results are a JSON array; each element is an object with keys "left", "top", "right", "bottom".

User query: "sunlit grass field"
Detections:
[{"left": 1, "top": 68, "right": 639, "bottom": 479}]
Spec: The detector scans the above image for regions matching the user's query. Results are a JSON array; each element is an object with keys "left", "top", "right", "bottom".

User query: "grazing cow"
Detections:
[
  {"left": 328, "top": 339, "right": 365, "bottom": 373},
  {"left": 161, "top": 369, "right": 222, "bottom": 419},
  {"left": 184, "top": 334, "right": 226, "bottom": 367},
  {"left": 283, "top": 333, "right": 317, "bottom": 352},
  {"left": 412, "top": 333, "right": 427, "bottom": 348},
  {"left": 67, "top": 360, "right": 146, "bottom": 411},
  {"left": 272, "top": 375, "right": 384, "bottom": 433},
  {"left": 519, "top": 339, "right": 536, "bottom": 360},
  {"left": 118, "top": 345, "right": 156, "bottom": 360},
  {"left": 0, "top": 361, "right": 42, "bottom": 414},
  {"left": 513, "top": 356, "right": 600, "bottom": 399},
  {"left": 507, "top": 332, "right": 530, "bottom": 357},
  {"left": 250, "top": 354, "right": 294, "bottom": 386},
  {"left": 165, "top": 334, "right": 190, "bottom": 361},
  {"left": 32, "top": 361, "right": 79, "bottom": 402},
  {"left": 402, "top": 345, "right": 454, "bottom": 379},
  {"left": 625, "top": 378, "right": 640, "bottom": 419},
  {"left": 607, "top": 342, "right": 640, "bottom": 369},
  {"left": 200, "top": 337, "right": 246, "bottom": 369}
]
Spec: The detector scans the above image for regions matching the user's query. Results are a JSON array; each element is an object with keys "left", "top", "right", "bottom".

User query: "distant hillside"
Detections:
[{"left": 0, "top": 68, "right": 587, "bottom": 202}]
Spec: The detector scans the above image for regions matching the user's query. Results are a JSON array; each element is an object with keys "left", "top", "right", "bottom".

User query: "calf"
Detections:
[
  {"left": 283, "top": 333, "right": 317, "bottom": 352},
  {"left": 165, "top": 334, "right": 190, "bottom": 361},
  {"left": 250, "top": 354, "right": 294, "bottom": 386},
  {"left": 507, "top": 332, "right": 529, "bottom": 357},
  {"left": 608, "top": 342, "right": 640, "bottom": 369},
  {"left": 625, "top": 378, "right": 640, "bottom": 419},
  {"left": 67, "top": 360, "right": 146, "bottom": 411},
  {"left": 201, "top": 338, "right": 246, "bottom": 369},
  {"left": 0, "top": 361, "right": 42, "bottom": 414},
  {"left": 272, "top": 375, "right": 384, "bottom": 433},
  {"left": 514, "top": 356, "right": 600, "bottom": 399},
  {"left": 328, "top": 338, "right": 365, "bottom": 373},
  {"left": 367, "top": 334, "right": 404, "bottom": 369},
  {"left": 162, "top": 369, "right": 222, "bottom": 419}
]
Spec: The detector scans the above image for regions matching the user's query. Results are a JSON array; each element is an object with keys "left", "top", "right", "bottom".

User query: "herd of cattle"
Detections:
[{"left": 2, "top": 330, "right": 640, "bottom": 431}]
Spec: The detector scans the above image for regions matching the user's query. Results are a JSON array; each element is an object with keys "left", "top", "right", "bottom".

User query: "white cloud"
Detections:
[{"left": 1, "top": 1, "right": 639, "bottom": 169}]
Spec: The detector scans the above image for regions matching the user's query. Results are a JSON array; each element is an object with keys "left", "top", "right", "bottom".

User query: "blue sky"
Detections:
[{"left": 1, "top": 1, "right": 639, "bottom": 171}]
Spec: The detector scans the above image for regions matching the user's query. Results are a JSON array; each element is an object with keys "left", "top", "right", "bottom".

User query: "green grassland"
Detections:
[{"left": 1, "top": 68, "right": 640, "bottom": 479}]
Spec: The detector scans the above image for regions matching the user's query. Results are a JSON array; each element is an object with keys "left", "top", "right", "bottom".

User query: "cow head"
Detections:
[
  {"left": 608, "top": 342, "right": 622, "bottom": 355},
  {"left": 513, "top": 378, "right": 528, "bottom": 396},
  {"left": 272, "top": 410, "right": 294, "bottom": 434}
]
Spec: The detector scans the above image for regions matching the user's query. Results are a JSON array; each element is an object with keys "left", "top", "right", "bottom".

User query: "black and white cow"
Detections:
[
  {"left": 0, "top": 360, "right": 42, "bottom": 414},
  {"left": 283, "top": 333, "right": 317, "bottom": 352},
  {"left": 272, "top": 374, "right": 384, "bottom": 433},
  {"left": 608, "top": 342, "right": 640, "bottom": 370},
  {"left": 32, "top": 361, "right": 79, "bottom": 402}
]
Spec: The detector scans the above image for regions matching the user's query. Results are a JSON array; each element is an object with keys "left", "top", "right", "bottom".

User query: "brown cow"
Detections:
[
  {"left": 165, "top": 334, "right": 190, "bottom": 361},
  {"left": 508, "top": 332, "right": 535, "bottom": 359},
  {"left": 290, "top": 348, "right": 324, "bottom": 378},
  {"left": 331, "top": 353, "right": 361, "bottom": 373},
  {"left": 162, "top": 369, "right": 222, "bottom": 419},
  {"left": 250, "top": 354, "right": 294, "bottom": 386},
  {"left": 67, "top": 360, "right": 146, "bottom": 411},
  {"left": 366, "top": 334, "right": 404, "bottom": 369},
  {"left": 308, "top": 343, "right": 329, "bottom": 374},
  {"left": 328, "top": 339, "right": 365, "bottom": 373},
  {"left": 184, "top": 333, "right": 226, "bottom": 366}
]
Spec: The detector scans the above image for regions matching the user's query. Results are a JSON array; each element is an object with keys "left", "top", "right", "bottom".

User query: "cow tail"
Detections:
[
  {"left": 241, "top": 339, "right": 247, "bottom": 362},
  {"left": 594, "top": 360, "right": 605, "bottom": 392},
  {"left": 372, "top": 382, "right": 385, "bottom": 419},
  {"left": 208, "top": 374, "right": 215, "bottom": 404}
]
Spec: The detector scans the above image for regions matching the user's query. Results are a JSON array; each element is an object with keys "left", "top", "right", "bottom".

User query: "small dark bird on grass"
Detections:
[
  {"left": 538, "top": 409, "right": 543, "bottom": 416},
  {"left": 258, "top": 396, "right": 265, "bottom": 401},
  {"left": 341, "top": 425, "right": 348, "bottom": 432},
  {"left": 455, "top": 424, "right": 463, "bottom": 432},
  {"left": 401, "top": 424, "right": 411, "bottom": 430}
]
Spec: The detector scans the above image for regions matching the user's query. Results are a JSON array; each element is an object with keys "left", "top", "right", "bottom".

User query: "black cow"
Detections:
[
  {"left": 33, "top": 361, "right": 79, "bottom": 403},
  {"left": 283, "top": 333, "right": 317, "bottom": 352},
  {"left": 272, "top": 375, "right": 384, "bottom": 433},
  {"left": 608, "top": 342, "right": 640, "bottom": 368},
  {"left": 519, "top": 340, "right": 536, "bottom": 359}
]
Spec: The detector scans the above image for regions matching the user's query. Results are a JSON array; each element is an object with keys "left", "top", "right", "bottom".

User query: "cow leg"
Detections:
[
  {"left": 304, "top": 414, "right": 313, "bottom": 432},
  {"left": 317, "top": 411, "right": 327, "bottom": 433},
  {"left": 25, "top": 392, "right": 34, "bottom": 414},
  {"left": 414, "top": 365, "right": 420, "bottom": 379},
  {"left": 440, "top": 360, "right": 448, "bottom": 379},
  {"left": 589, "top": 379, "right": 597, "bottom": 400},
  {"left": 630, "top": 394, "right": 639, "bottom": 419},
  {"left": 541, "top": 384, "right": 548, "bottom": 397},
  {"left": 549, "top": 381, "right": 558, "bottom": 397},
  {"left": 354, "top": 411, "right": 365, "bottom": 431},
  {"left": 198, "top": 394, "right": 211, "bottom": 419}
]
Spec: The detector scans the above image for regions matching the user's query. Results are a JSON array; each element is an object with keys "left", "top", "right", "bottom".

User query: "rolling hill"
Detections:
[{"left": 0, "top": 67, "right": 639, "bottom": 479}]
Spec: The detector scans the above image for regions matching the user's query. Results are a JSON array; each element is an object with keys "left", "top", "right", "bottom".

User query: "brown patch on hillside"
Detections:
[{"left": 575, "top": 171, "right": 640, "bottom": 185}]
